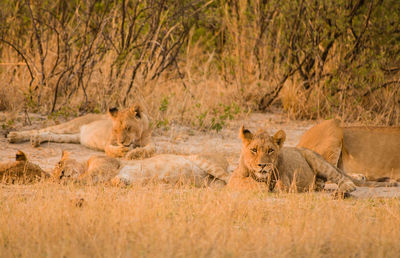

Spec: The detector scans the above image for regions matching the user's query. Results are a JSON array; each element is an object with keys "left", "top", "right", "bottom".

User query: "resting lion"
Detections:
[
  {"left": 0, "top": 150, "right": 48, "bottom": 183},
  {"left": 7, "top": 104, "right": 155, "bottom": 159},
  {"left": 227, "top": 126, "right": 393, "bottom": 193},
  {"left": 52, "top": 151, "right": 230, "bottom": 187},
  {"left": 298, "top": 119, "right": 400, "bottom": 181}
]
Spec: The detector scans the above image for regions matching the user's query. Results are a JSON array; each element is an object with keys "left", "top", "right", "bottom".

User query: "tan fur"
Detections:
[
  {"left": 228, "top": 126, "right": 394, "bottom": 194},
  {"left": 0, "top": 151, "right": 48, "bottom": 183},
  {"left": 52, "top": 151, "right": 230, "bottom": 187},
  {"left": 52, "top": 151, "right": 121, "bottom": 184},
  {"left": 298, "top": 119, "right": 400, "bottom": 181},
  {"left": 7, "top": 104, "right": 155, "bottom": 159}
]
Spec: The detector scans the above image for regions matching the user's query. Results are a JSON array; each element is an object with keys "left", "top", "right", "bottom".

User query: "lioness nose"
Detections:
[{"left": 258, "top": 164, "right": 266, "bottom": 169}]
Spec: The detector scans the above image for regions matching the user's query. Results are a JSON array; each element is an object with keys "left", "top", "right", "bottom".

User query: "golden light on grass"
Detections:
[{"left": 1, "top": 183, "right": 399, "bottom": 257}]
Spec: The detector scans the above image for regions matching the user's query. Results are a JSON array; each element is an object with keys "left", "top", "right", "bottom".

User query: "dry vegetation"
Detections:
[
  {"left": 0, "top": 0, "right": 399, "bottom": 130},
  {"left": 1, "top": 183, "right": 400, "bottom": 257}
]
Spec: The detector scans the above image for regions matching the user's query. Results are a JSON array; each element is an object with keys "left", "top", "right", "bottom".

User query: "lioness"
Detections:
[
  {"left": 0, "top": 150, "right": 48, "bottom": 183},
  {"left": 52, "top": 151, "right": 230, "bottom": 187},
  {"left": 298, "top": 119, "right": 400, "bottom": 181},
  {"left": 228, "top": 126, "right": 392, "bottom": 193},
  {"left": 7, "top": 104, "right": 155, "bottom": 159}
]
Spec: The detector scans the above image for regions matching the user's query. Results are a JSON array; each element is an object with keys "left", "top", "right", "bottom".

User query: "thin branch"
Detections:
[
  {"left": 363, "top": 80, "right": 400, "bottom": 97},
  {"left": 0, "top": 38, "right": 35, "bottom": 88}
]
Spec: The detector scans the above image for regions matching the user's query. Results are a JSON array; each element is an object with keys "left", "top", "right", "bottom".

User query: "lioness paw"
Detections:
[
  {"left": 118, "top": 146, "right": 130, "bottom": 154},
  {"left": 332, "top": 191, "right": 352, "bottom": 199},
  {"left": 30, "top": 134, "right": 41, "bottom": 147},
  {"left": 111, "top": 177, "right": 122, "bottom": 186},
  {"left": 7, "top": 131, "right": 19, "bottom": 143},
  {"left": 114, "top": 146, "right": 130, "bottom": 157},
  {"left": 126, "top": 148, "right": 147, "bottom": 160},
  {"left": 111, "top": 176, "right": 128, "bottom": 187},
  {"left": 338, "top": 180, "right": 356, "bottom": 193}
]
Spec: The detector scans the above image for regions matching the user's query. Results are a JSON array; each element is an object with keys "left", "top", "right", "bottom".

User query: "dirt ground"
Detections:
[{"left": 1, "top": 111, "right": 399, "bottom": 199}]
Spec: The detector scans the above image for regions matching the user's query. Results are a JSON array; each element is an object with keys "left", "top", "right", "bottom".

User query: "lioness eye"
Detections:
[
  {"left": 268, "top": 148, "right": 274, "bottom": 154},
  {"left": 251, "top": 148, "right": 257, "bottom": 153}
]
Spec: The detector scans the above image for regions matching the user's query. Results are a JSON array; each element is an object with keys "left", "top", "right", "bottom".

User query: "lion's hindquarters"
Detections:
[{"left": 342, "top": 128, "right": 400, "bottom": 180}]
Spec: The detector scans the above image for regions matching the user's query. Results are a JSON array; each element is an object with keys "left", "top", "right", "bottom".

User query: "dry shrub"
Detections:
[
  {"left": 0, "top": 61, "right": 28, "bottom": 112},
  {"left": 279, "top": 78, "right": 400, "bottom": 125},
  {"left": 0, "top": 32, "right": 253, "bottom": 130},
  {"left": 1, "top": 0, "right": 399, "bottom": 127},
  {"left": 1, "top": 183, "right": 400, "bottom": 257}
]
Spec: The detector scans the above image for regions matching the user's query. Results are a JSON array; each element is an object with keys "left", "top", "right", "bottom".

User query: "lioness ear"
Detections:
[
  {"left": 273, "top": 130, "right": 286, "bottom": 148},
  {"left": 108, "top": 107, "right": 119, "bottom": 119},
  {"left": 239, "top": 125, "right": 253, "bottom": 143},
  {"left": 16, "top": 150, "right": 27, "bottom": 161},
  {"left": 61, "top": 150, "right": 70, "bottom": 160},
  {"left": 129, "top": 104, "right": 142, "bottom": 119}
]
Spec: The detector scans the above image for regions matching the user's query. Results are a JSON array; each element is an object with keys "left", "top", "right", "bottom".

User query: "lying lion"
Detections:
[
  {"left": 228, "top": 126, "right": 394, "bottom": 193},
  {"left": 52, "top": 151, "right": 230, "bottom": 187},
  {"left": 298, "top": 119, "right": 400, "bottom": 181},
  {"left": 7, "top": 104, "right": 155, "bottom": 159},
  {"left": 0, "top": 150, "right": 48, "bottom": 183}
]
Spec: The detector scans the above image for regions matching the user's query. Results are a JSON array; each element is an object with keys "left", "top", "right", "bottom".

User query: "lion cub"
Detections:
[
  {"left": 7, "top": 104, "right": 155, "bottom": 159},
  {"left": 52, "top": 151, "right": 230, "bottom": 187},
  {"left": 0, "top": 150, "right": 48, "bottom": 183},
  {"left": 228, "top": 126, "right": 368, "bottom": 194}
]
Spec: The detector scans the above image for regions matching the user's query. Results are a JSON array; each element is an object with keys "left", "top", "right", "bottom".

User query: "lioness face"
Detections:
[
  {"left": 52, "top": 151, "right": 84, "bottom": 181},
  {"left": 239, "top": 126, "right": 286, "bottom": 182},
  {"left": 108, "top": 105, "right": 145, "bottom": 148}
]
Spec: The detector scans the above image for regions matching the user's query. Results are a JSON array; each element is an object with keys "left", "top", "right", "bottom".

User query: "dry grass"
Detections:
[
  {"left": 1, "top": 183, "right": 400, "bottom": 257},
  {"left": 1, "top": 1, "right": 400, "bottom": 127}
]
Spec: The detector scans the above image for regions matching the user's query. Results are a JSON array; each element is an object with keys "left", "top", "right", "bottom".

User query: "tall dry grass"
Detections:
[
  {"left": 1, "top": 0, "right": 399, "bottom": 129},
  {"left": 1, "top": 183, "right": 400, "bottom": 257},
  {"left": 0, "top": 37, "right": 252, "bottom": 131}
]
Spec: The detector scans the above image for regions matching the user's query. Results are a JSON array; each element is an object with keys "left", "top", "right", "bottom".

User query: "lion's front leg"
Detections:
[
  {"left": 298, "top": 147, "right": 356, "bottom": 193},
  {"left": 30, "top": 132, "right": 80, "bottom": 147},
  {"left": 227, "top": 174, "right": 268, "bottom": 190},
  {"left": 104, "top": 144, "right": 130, "bottom": 158},
  {"left": 125, "top": 142, "right": 155, "bottom": 160},
  {"left": 273, "top": 174, "right": 291, "bottom": 192},
  {"left": 7, "top": 130, "right": 35, "bottom": 143}
]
